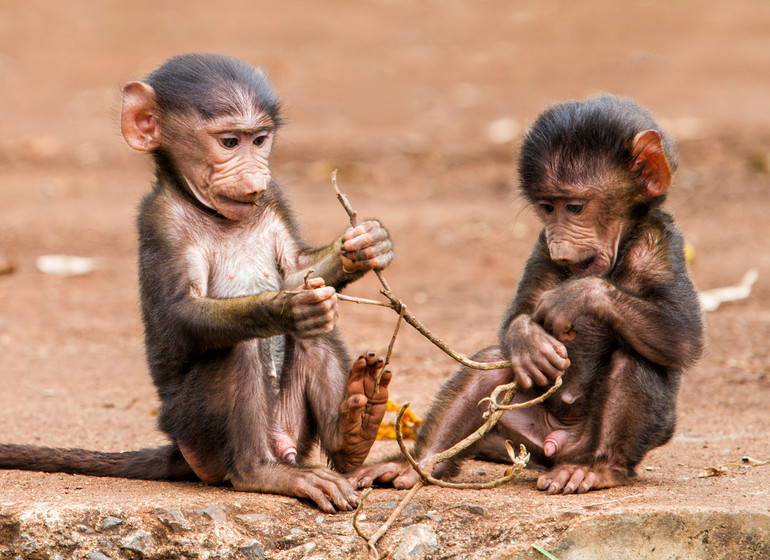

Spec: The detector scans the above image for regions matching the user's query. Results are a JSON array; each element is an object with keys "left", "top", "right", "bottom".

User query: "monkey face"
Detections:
[
  {"left": 536, "top": 182, "right": 624, "bottom": 277},
  {"left": 173, "top": 114, "right": 276, "bottom": 221}
]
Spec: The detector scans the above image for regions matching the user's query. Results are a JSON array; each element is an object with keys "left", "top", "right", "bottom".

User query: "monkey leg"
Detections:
[
  {"left": 537, "top": 349, "right": 678, "bottom": 495},
  {"left": 273, "top": 334, "right": 358, "bottom": 468}
]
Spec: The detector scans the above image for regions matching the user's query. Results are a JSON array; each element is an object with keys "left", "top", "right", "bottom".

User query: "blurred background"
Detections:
[{"left": 0, "top": 0, "right": 768, "bottom": 507}]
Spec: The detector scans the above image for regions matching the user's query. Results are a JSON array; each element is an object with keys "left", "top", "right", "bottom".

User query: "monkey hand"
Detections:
[
  {"left": 341, "top": 220, "right": 394, "bottom": 273},
  {"left": 282, "top": 277, "right": 338, "bottom": 338},
  {"left": 506, "top": 315, "right": 570, "bottom": 389},
  {"left": 533, "top": 278, "right": 607, "bottom": 343},
  {"left": 337, "top": 353, "right": 392, "bottom": 472}
]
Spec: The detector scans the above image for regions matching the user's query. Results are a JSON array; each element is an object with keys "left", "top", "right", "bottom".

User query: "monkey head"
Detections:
[
  {"left": 120, "top": 54, "right": 283, "bottom": 221},
  {"left": 518, "top": 95, "right": 676, "bottom": 276}
]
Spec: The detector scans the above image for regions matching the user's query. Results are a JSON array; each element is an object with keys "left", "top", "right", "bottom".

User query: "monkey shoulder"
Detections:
[{"left": 613, "top": 211, "right": 688, "bottom": 293}]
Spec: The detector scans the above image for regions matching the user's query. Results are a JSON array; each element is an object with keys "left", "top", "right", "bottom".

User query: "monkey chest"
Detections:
[{"left": 205, "top": 238, "right": 282, "bottom": 299}]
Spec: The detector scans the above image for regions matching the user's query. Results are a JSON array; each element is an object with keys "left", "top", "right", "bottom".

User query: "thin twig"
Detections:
[
  {"left": 352, "top": 487, "right": 373, "bottom": 541},
  {"left": 282, "top": 290, "right": 393, "bottom": 308},
  {"left": 338, "top": 294, "right": 394, "bottom": 308},
  {"left": 379, "top": 290, "right": 511, "bottom": 370},
  {"left": 332, "top": 169, "right": 392, "bottom": 293},
  {"left": 303, "top": 268, "right": 315, "bottom": 287},
  {"left": 367, "top": 480, "right": 425, "bottom": 556},
  {"left": 394, "top": 403, "right": 528, "bottom": 489},
  {"left": 331, "top": 172, "right": 513, "bottom": 372},
  {"left": 479, "top": 375, "right": 564, "bottom": 419},
  {"left": 377, "top": 303, "right": 405, "bottom": 390}
]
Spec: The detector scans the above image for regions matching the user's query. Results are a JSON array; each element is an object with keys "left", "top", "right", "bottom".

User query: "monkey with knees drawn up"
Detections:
[
  {"left": 0, "top": 54, "right": 394, "bottom": 512},
  {"left": 350, "top": 95, "right": 703, "bottom": 495}
]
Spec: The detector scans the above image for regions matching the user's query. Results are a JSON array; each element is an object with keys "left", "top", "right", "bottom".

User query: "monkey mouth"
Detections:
[{"left": 214, "top": 195, "right": 260, "bottom": 220}]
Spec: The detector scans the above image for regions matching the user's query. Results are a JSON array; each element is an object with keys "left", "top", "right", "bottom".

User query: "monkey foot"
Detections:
[
  {"left": 233, "top": 465, "right": 360, "bottom": 514},
  {"left": 536, "top": 463, "right": 627, "bottom": 495},
  {"left": 347, "top": 460, "right": 419, "bottom": 489},
  {"left": 337, "top": 352, "right": 392, "bottom": 471}
]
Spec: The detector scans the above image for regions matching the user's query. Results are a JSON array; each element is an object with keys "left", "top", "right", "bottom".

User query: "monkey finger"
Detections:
[
  {"left": 294, "top": 306, "right": 337, "bottom": 329},
  {"left": 368, "top": 250, "right": 394, "bottom": 270},
  {"left": 510, "top": 360, "right": 534, "bottom": 389},
  {"left": 292, "top": 286, "right": 337, "bottom": 307},
  {"left": 363, "top": 351, "right": 380, "bottom": 366},
  {"left": 553, "top": 342, "right": 569, "bottom": 360},
  {"left": 518, "top": 355, "right": 549, "bottom": 387},
  {"left": 303, "top": 277, "right": 326, "bottom": 290},
  {"left": 347, "top": 354, "right": 369, "bottom": 384},
  {"left": 318, "top": 473, "right": 360, "bottom": 511},
  {"left": 340, "top": 394, "right": 367, "bottom": 417},
  {"left": 539, "top": 346, "right": 570, "bottom": 376},
  {"left": 376, "top": 369, "right": 393, "bottom": 392},
  {"left": 309, "top": 483, "right": 356, "bottom": 513},
  {"left": 294, "top": 293, "right": 338, "bottom": 318},
  {"left": 340, "top": 255, "right": 362, "bottom": 273},
  {"left": 342, "top": 221, "right": 389, "bottom": 248},
  {"left": 342, "top": 240, "right": 393, "bottom": 268},
  {"left": 532, "top": 354, "right": 565, "bottom": 381}
]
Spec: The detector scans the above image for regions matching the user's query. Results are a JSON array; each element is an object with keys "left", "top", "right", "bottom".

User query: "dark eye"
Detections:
[
  {"left": 253, "top": 135, "right": 268, "bottom": 147},
  {"left": 539, "top": 202, "right": 555, "bottom": 214},
  {"left": 566, "top": 203, "right": 584, "bottom": 214},
  {"left": 221, "top": 137, "right": 239, "bottom": 149}
]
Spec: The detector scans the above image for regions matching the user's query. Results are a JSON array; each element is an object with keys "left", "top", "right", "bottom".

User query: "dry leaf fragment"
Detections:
[
  {"left": 698, "top": 466, "right": 728, "bottom": 478},
  {"left": 377, "top": 400, "right": 422, "bottom": 440},
  {"left": 699, "top": 269, "right": 758, "bottom": 312},
  {"left": 36, "top": 255, "right": 96, "bottom": 277},
  {"left": 724, "top": 456, "right": 770, "bottom": 468}
]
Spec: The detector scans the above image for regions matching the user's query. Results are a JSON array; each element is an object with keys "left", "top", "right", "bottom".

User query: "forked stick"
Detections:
[{"left": 331, "top": 170, "right": 511, "bottom": 371}]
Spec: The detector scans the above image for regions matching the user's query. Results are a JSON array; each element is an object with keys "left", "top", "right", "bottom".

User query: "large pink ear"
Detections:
[
  {"left": 632, "top": 129, "right": 672, "bottom": 197},
  {"left": 121, "top": 81, "right": 161, "bottom": 152}
]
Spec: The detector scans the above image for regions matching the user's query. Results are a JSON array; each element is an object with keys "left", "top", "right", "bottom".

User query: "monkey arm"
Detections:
[
  {"left": 286, "top": 220, "right": 394, "bottom": 291},
  {"left": 288, "top": 238, "right": 365, "bottom": 291},
  {"left": 534, "top": 274, "right": 702, "bottom": 369},
  {"left": 170, "top": 291, "right": 297, "bottom": 348}
]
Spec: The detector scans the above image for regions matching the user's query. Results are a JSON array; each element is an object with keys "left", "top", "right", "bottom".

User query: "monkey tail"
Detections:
[{"left": 0, "top": 443, "right": 196, "bottom": 481}]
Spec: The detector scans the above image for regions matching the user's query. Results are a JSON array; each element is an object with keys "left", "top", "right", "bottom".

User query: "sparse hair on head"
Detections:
[
  {"left": 518, "top": 95, "right": 677, "bottom": 198},
  {"left": 144, "top": 53, "right": 283, "bottom": 126}
]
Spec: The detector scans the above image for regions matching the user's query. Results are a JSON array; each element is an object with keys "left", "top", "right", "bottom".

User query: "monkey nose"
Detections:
[
  {"left": 243, "top": 172, "right": 269, "bottom": 196},
  {"left": 548, "top": 245, "right": 579, "bottom": 265}
]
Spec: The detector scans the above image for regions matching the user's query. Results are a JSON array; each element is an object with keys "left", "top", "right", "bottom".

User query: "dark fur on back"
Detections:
[{"left": 518, "top": 95, "right": 678, "bottom": 207}]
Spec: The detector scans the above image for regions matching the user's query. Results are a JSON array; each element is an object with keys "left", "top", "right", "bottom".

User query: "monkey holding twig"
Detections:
[
  {"left": 351, "top": 95, "right": 703, "bottom": 495},
  {"left": 0, "top": 54, "right": 394, "bottom": 513}
]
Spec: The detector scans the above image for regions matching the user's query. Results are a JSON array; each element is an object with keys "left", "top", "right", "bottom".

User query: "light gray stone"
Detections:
[{"left": 391, "top": 524, "right": 438, "bottom": 560}]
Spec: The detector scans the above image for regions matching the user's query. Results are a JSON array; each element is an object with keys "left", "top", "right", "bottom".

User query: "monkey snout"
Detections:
[{"left": 548, "top": 243, "right": 582, "bottom": 265}]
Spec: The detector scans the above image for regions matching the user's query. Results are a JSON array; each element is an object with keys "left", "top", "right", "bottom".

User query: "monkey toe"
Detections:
[
  {"left": 537, "top": 464, "right": 626, "bottom": 495},
  {"left": 393, "top": 468, "right": 421, "bottom": 490},
  {"left": 296, "top": 470, "right": 360, "bottom": 513}
]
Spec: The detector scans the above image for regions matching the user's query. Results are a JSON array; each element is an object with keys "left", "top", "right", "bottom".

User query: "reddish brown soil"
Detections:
[{"left": 0, "top": 1, "right": 768, "bottom": 558}]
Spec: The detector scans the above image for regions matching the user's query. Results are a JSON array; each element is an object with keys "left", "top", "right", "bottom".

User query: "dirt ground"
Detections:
[{"left": 0, "top": 1, "right": 769, "bottom": 558}]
